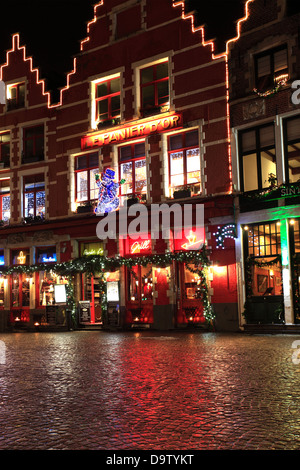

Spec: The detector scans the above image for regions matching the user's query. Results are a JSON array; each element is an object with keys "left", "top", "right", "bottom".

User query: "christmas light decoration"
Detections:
[
  {"left": 95, "top": 168, "right": 124, "bottom": 214},
  {"left": 214, "top": 224, "right": 237, "bottom": 249}
]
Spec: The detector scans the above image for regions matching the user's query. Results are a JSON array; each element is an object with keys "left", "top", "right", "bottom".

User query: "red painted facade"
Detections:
[{"left": 0, "top": 0, "right": 240, "bottom": 332}]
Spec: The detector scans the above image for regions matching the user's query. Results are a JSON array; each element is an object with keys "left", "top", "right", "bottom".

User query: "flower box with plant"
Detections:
[{"left": 173, "top": 185, "right": 191, "bottom": 199}]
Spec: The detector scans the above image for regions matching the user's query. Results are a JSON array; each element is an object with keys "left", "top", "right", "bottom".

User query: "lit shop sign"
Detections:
[
  {"left": 0, "top": 255, "right": 4, "bottom": 266},
  {"left": 174, "top": 228, "right": 205, "bottom": 252},
  {"left": 42, "top": 254, "right": 57, "bottom": 263},
  {"left": 81, "top": 113, "right": 183, "bottom": 149},
  {"left": 129, "top": 239, "right": 152, "bottom": 255}
]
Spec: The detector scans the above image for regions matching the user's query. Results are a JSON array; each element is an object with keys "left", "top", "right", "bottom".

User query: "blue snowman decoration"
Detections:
[{"left": 95, "top": 168, "right": 124, "bottom": 214}]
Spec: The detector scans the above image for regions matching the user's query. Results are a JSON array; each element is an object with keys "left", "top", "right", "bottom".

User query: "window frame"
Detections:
[
  {"left": 95, "top": 75, "right": 121, "bottom": 124},
  {"left": 0, "top": 131, "right": 10, "bottom": 167},
  {"left": 254, "top": 44, "right": 288, "bottom": 91},
  {"left": 75, "top": 152, "right": 99, "bottom": 204},
  {"left": 168, "top": 130, "right": 201, "bottom": 195},
  {"left": 118, "top": 142, "right": 147, "bottom": 198},
  {"left": 7, "top": 82, "right": 25, "bottom": 110},
  {"left": 23, "top": 174, "right": 45, "bottom": 219},
  {"left": 0, "top": 178, "right": 10, "bottom": 222},
  {"left": 22, "top": 125, "right": 44, "bottom": 163},
  {"left": 140, "top": 60, "right": 169, "bottom": 116},
  {"left": 238, "top": 123, "right": 276, "bottom": 193},
  {"left": 283, "top": 115, "right": 300, "bottom": 184}
]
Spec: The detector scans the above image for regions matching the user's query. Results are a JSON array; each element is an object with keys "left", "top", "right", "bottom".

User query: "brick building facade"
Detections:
[
  {"left": 228, "top": 0, "right": 300, "bottom": 331},
  {"left": 0, "top": 0, "right": 240, "bottom": 332}
]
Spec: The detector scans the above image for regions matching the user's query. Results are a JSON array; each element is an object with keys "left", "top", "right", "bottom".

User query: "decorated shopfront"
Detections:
[{"left": 242, "top": 221, "right": 285, "bottom": 324}]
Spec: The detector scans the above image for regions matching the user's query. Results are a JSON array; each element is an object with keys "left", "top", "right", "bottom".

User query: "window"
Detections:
[
  {"left": 0, "top": 179, "right": 10, "bottom": 222},
  {"left": 119, "top": 142, "right": 147, "bottom": 199},
  {"left": 0, "top": 132, "right": 10, "bottom": 167},
  {"left": 255, "top": 45, "right": 288, "bottom": 91},
  {"left": 140, "top": 61, "right": 169, "bottom": 116},
  {"left": 24, "top": 175, "right": 45, "bottom": 218},
  {"left": 168, "top": 130, "right": 200, "bottom": 196},
  {"left": 23, "top": 125, "right": 44, "bottom": 163},
  {"left": 95, "top": 76, "right": 120, "bottom": 124},
  {"left": 75, "top": 153, "right": 99, "bottom": 204},
  {"left": 243, "top": 222, "right": 282, "bottom": 297},
  {"left": 284, "top": 116, "right": 300, "bottom": 184},
  {"left": 239, "top": 124, "right": 276, "bottom": 192},
  {"left": 7, "top": 82, "right": 25, "bottom": 110}
]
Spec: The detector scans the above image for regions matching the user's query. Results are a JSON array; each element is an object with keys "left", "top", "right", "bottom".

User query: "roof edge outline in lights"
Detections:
[{"left": 172, "top": 0, "right": 254, "bottom": 195}]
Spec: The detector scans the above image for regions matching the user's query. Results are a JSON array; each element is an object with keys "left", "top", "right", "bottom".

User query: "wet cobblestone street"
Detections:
[{"left": 0, "top": 330, "right": 300, "bottom": 451}]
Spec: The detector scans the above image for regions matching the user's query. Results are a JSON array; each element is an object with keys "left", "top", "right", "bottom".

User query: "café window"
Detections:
[
  {"left": 284, "top": 115, "right": 300, "bottom": 184},
  {"left": 7, "top": 82, "right": 25, "bottom": 110},
  {"left": 119, "top": 142, "right": 147, "bottom": 199},
  {"left": 184, "top": 263, "right": 203, "bottom": 300},
  {"left": 38, "top": 271, "right": 67, "bottom": 307},
  {"left": 22, "top": 125, "right": 44, "bottom": 163},
  {"left": 0, "top": 132, "right": 10, "bottom": 168},
  {"left": 244, "top": 222, "right": 282, "bottom": 296},
  {"left": 24, "top": 175, "right": 45, "bottom": 218},
  {"left": 239, "top": 124, "right": 276, "bottom": 192},
  {"left": 0, "top": 179, "right": 10, "bottom": 222},
  {"left": 140, "top": 60, "right": 169, "bottom": 116},
  {"left": 75, "top": 152, "right": 99, "bottom": 204},
  {"left": 95, "top": 75, "right": 120, "bottom": 124},
  {"left": 127, "top": 265, "right": 153, "bottom": 303},
  {"left": 168, "top": 130, "right": 201, "bottom": 196},
  {"left": 254, "top": 45, "right": 288, "bottom": 91}
]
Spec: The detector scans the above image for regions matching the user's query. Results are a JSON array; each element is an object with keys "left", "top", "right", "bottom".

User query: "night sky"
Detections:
[{"left": 0, "top": 0, "right": 247, "bottom": 99}]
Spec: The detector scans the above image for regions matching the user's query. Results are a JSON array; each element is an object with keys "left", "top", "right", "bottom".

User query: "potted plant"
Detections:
[
  {"left": 126, "top": 193, "right": 140, "bottom": 207},
  {"left": 173, "top": 185, "right": 191, "bottom": 199},
  {"left": 77, "top": 202, "right": 94, "bottom": 213}
]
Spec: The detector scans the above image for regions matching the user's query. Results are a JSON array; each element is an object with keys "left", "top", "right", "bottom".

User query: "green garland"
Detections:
[
  {"left": 0, "top": 247, "right": 212, "bottom": 324},
  {"left": 185, "top": 262, "right": 215, "bottom": 324}
]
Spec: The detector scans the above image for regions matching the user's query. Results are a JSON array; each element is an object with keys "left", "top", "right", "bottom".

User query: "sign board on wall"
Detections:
[{"left": 81, "top": 113, "right": 183, "bottom": 149}]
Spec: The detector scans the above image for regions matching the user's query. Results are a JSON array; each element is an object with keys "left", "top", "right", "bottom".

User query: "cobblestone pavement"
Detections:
[{"left": 0, "top": 330, "right": 300, "bottom": 450}]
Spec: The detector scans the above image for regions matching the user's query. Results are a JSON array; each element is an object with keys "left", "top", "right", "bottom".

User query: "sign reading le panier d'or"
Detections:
[{"left": 81, "top": 113, "right": 183, "bottom": 149}]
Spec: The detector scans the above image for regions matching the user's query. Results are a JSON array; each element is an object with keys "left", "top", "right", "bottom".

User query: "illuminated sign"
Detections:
[
  {"left": 181, "top": 231, "right": 204, "bottom": 250},
  {"left": 0, "top": 255, "right": 4, "bottom": 265},
  {"left": 130, "top": 239, "right": 151, "bottom": 255},
  {"left": 42, "top": 255, "right": 57, "bottom": 263},
  {"left": 17, "top": 251, "right": 26, "bottom": 264},
  {"left": 81, "top": 113, "right": 183, "bottom": 149},
  {"left": 83, "top": 248, "right": 103, "bottom": 256},
  {"left": 174, "top": 228, "right": 205, "bottom": 252}
]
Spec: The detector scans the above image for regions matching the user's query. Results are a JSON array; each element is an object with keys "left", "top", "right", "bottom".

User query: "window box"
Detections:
[
  {"left": 77, "top": 203, "right": 94, "bottom": 214},
  {"left": 97, "top": 118, "right": 120, "bottom": 129},
  {"left": 127, "top": 196, "right": 140, "bottom": 207},
  {"left": 23, "top": 214, "right": 45, "bottom": 225},
  {"left": 173, "top": 187, "right": 191, "bottom": 199}
]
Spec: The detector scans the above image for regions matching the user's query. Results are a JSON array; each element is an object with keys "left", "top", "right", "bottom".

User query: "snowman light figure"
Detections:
[{"left": 95, "top": 168, "right": 125, "bottom": 214}]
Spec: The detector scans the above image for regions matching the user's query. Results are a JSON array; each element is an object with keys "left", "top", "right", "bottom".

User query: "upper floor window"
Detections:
[
  {"left": 95, "top": 76, "right": 121, "bottom": 125},
  {"left": 24, "top": 174, "right": 45, "bottom": 219},
  {"left": 255, "top": 45, "right": 288, "bottom": 91},
  {"left": 119, "top": 142, "right": 147, "bottom": 200},
  {"left": 239, "top": 123, "right": 276, "bottom": 192},
  {"left": 23, "top": 125, "right": 44, "bottom": 163},
  {"left": 0, "top": 179, "right": 10, "bottom": 222},
  {"left": 168, "top": 130, "right": 201, "bottom": 197},
  {"left": 7, "top": 82, "right": 25, "bottom": 110},
  {"left": 75, "top": 152, "right": 99, "bottom": 205},
  {"left": 0, "top": 132, "right": 10, "bottom": 168},
  {"left": 140, "top": 60, "right": 169, "bottom": 117},
  {"left": 284, "top": 115, "right": 300, "bottom": 184}
]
